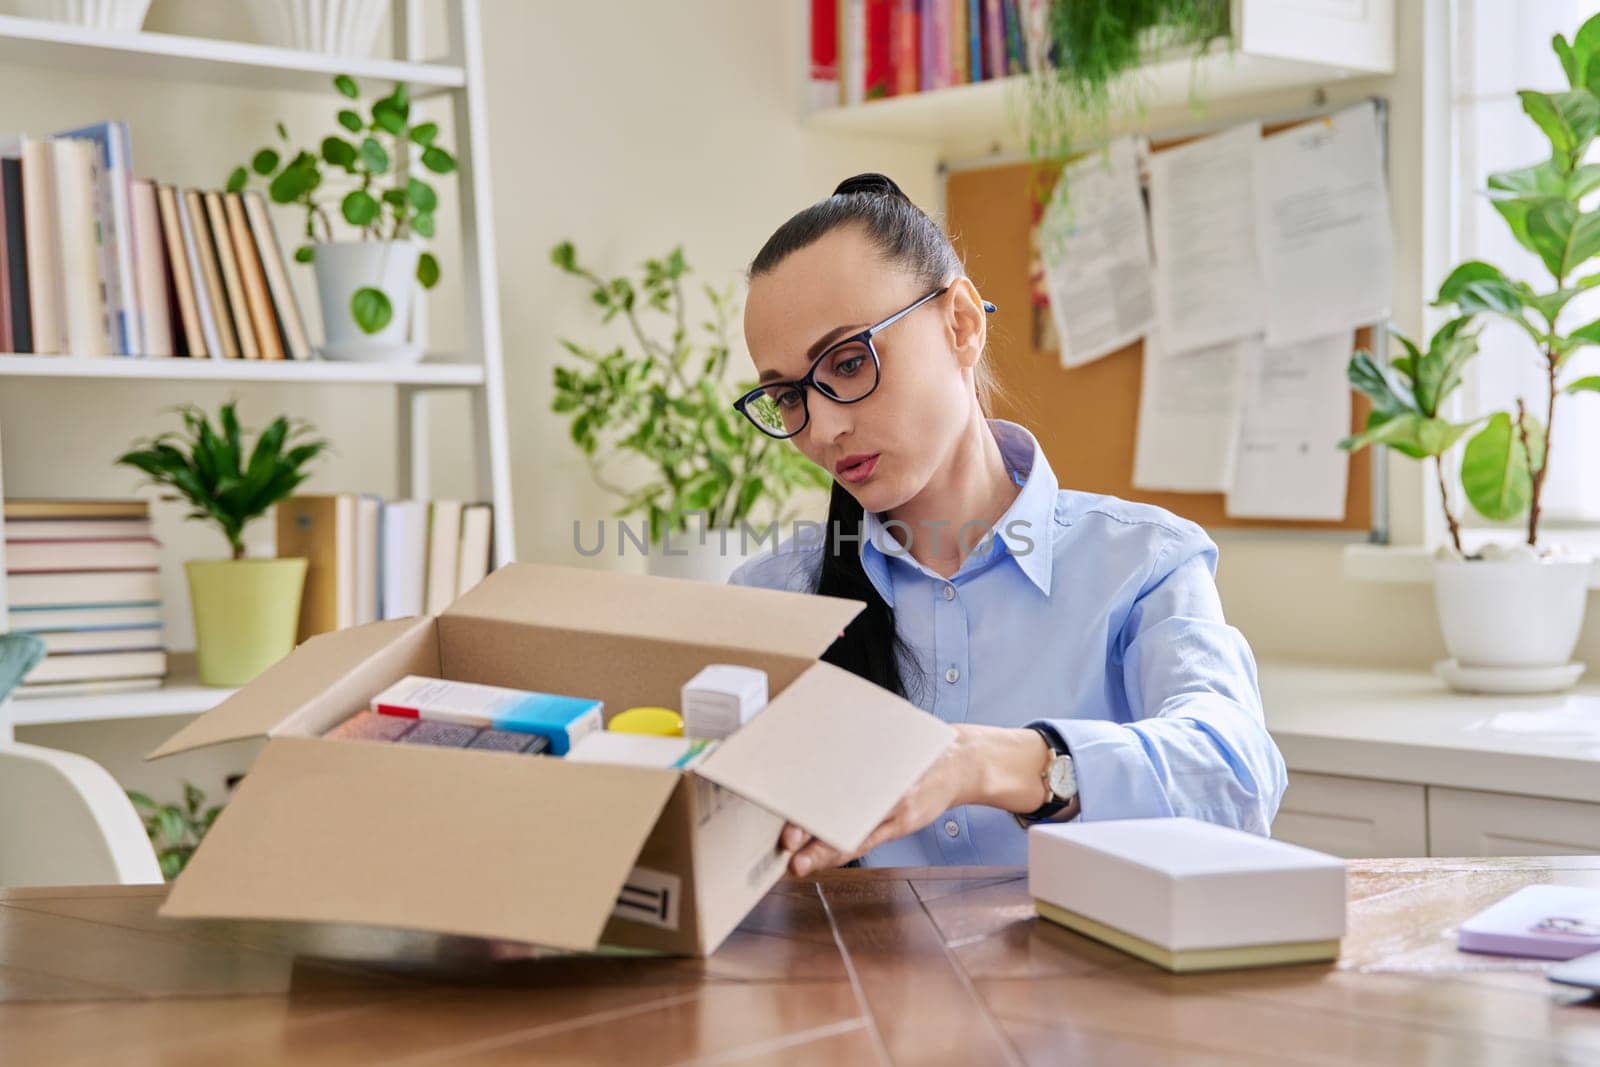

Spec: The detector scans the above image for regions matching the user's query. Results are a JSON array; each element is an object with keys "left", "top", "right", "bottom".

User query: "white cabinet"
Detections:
[
  {"left": 1272, "top": 772, "right": 1428, "bottom": 858},
  {"left": 1427, "top": 788, "right": 1600, "bottom": 857}
]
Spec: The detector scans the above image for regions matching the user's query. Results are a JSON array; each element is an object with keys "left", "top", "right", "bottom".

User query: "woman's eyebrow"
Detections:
[{"left": 758, "top": 323, "right": 868, "bottom": 383}]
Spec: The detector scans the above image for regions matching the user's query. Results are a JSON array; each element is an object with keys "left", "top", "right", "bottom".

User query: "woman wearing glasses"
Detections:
[{"left": 729, "top": 173, "right": 1286, "bottom": 878}]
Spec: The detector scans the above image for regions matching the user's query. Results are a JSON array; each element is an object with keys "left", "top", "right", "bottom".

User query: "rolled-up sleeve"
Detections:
[{"left": 1032, "top": 527, "right": 1287, "bottom": 835}]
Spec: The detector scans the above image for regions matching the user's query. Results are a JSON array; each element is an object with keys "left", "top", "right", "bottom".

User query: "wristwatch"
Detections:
[{"left": 1013, "top": 724, "right": 1078, "bottom": 828}]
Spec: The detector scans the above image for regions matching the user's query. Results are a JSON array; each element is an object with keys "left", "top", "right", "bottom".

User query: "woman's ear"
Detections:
[{"left": 947, "top": 276, "right": 987, "bottom": 369}]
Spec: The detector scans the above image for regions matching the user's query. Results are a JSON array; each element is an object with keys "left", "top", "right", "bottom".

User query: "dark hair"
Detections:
[{"left": 748, "top": 174, "right": 998, "bottom": 701}]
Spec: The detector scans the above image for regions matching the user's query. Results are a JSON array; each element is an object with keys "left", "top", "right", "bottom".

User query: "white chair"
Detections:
[{"left": 0, "top": 741, "right": 163, "bottom": 887}]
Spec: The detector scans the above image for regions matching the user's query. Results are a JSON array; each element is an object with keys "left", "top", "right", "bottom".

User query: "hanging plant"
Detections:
[{"left": 1020, "top": 0, "right": 1230, "bottom": 198}]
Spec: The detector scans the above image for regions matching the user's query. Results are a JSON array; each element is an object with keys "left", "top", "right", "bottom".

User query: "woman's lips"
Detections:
[{"left": 836, "top": 453, "right": 880, "bottom": 484}]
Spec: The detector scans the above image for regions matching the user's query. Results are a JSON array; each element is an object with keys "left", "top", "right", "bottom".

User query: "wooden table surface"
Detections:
[{"left": 4, "top": 859, "right": 1600, "bottom": 1065}]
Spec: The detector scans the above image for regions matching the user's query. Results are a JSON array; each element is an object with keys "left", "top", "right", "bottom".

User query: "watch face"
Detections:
[{"left": 1047, "top": 755, "right": 1077, "bottom": 799}]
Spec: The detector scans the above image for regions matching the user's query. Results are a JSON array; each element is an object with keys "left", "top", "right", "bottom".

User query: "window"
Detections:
[{"left": 1453, "top": 0, "right": 1600, "bottom": 526}]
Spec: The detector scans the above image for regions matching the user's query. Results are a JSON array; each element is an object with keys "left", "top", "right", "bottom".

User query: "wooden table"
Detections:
[{"left": 4, "top": 859, "right": 1599, "bottom": 1065}]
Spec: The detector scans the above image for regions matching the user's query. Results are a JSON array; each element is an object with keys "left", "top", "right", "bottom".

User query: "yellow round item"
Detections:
[{"left": 609, "top": 706, "right": 685, "bottom": 736}]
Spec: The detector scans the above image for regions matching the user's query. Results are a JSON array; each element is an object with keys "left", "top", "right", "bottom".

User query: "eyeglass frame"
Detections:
[{"left": 732, "top": 283, "right": 998, "bottom": 440}]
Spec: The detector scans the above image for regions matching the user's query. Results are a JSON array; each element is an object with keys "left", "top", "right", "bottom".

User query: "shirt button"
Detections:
[
  {"left": 944, "top": 666, "right": 960, "bottom": 684},
  {"left": 942, "top": 584, "right": 956, "bottom": 601},
  {"left": 944, "top": 819, "right": 960, "bottom": 838}
]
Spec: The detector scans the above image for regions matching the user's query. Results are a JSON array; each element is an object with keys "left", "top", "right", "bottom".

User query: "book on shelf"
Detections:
[
  {"left": 810, "top": 0, "right": 839, "bottom": 108},
  {"left": 0, "top": 121, "right": 312, "bottom": 361},
  {"left": 3, "top": 496, "right": 168, "bottom": 696},
  {"left": 57, "top": 121, "right": 139, "bottom": 356},
  {"left": 825, "top": 0, "right": 1032, "bottom": 103},
  {"left": 12, "top": 677, "right": 163, "bottom": 700},
  {"left": 130, "top": 179, "right": 175, "bottom": 357},
  {"left": 276, "top": 493, "right": 495, "bottom": 640}
]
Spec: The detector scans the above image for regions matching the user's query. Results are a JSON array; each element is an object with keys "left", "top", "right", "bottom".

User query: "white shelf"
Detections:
[
  {"left": 805, "top": 44, "right": 1389, "bottom": 155},
  {"left": 0, "top": 354, "right": 484, "bottom": 386},
  {"left": 0, "top": 14, "right": 465, "bottom": 96},
  {"left": 5, "top": 662, "right": 235, "bottom": 729}
]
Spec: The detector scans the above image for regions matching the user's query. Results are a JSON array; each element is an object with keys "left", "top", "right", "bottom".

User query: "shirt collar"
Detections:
[{"left": 858, "top": 419, "right": 1057, "bottom": 604}]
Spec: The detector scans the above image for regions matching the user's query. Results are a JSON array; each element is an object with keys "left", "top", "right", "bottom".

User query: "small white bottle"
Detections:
[{"left": 681, "top": 665, "right": 769, "bottom": 740}]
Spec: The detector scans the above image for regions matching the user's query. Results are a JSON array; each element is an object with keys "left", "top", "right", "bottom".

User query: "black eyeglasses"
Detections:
[{"left": 734, "top": 286, "right": 997, "bottom": 440}]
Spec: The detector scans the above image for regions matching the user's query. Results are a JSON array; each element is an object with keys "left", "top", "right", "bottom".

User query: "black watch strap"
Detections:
[{"left": 1017, "top": 724, "right": 1070, "bottom": 823}]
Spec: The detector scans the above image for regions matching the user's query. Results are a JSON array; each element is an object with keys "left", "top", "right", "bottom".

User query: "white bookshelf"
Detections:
[
  {"left": 805, "top": 0, "right": 1395, "bottom": 156},
  {"left": 0, "top": 353, "right": 486, "bottom": 385},
  {"left": 0, "top": 0, "right": 513, "bottom": 736}
]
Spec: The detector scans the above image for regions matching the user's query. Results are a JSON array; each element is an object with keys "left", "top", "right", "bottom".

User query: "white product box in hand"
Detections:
[
  {"left": 681, "top": 665, "right": 768, "bottom": 740},
  {"left": 1029, "top": 817, "right": 1346, "bottom": 973}
]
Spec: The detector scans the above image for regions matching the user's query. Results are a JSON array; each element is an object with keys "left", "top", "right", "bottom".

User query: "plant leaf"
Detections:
[
  {"left": 1461, "top": 411, "right": 1533, "bottom": 521},
  {"left": 421, "top": 145, "right": 455, "bottom": 174},
  {"left": 341, "top": 189, "right": 381, "bottom": 227},
  {"left": 416, "top": 251, "right": 440, "bottom": 289},
  {"left": 334, "top": 73, "right": 359, "bottom": 98},
  {"left": 351, "top": 286, "right": 393, "bottom": 334}
]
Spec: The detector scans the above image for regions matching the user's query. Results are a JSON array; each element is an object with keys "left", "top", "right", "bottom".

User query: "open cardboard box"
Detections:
[{"left": 148, "top": 562, "right": 955, "bottom": 957}]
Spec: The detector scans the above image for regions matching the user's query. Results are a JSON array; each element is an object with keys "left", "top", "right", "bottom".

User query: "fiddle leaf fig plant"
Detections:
[
  {"left": 227, "top": 74, "right": 457, "bottom": 334},
  {"left": 1342, "top": 13, "right": 1600, "bottom": 554},
  {"left": 550, "top": 242, "right": 831, "bottom": 544}
]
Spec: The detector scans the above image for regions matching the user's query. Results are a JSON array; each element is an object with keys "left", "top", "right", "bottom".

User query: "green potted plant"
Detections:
[
  {"left": 127, "top": 782, "right": 224, "bottom": 880},
  {"left": 550, "top": 242, "right": 831, "bottom": 582},
  {"left": 1340, "top": 14, "right": 1600, "bottom": 692},
  {"left": 118, "top": 402, "right": 329, "bottom": 686},
  {"left": 227, "top": 74, "right": 457, "bottom": 363}
]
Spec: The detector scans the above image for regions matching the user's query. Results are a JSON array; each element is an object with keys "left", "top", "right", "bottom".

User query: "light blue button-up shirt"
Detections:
[{"left": 728, "top": 419, "right": 1286, "bottom": 867}]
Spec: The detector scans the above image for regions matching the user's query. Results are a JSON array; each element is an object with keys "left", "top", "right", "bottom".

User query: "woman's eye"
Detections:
[
  {"left": 836, "top": 356, "right": 864, "bottom": 376},
  {"left": 776, "top": 389, "right": 803, "bottom": 409}
]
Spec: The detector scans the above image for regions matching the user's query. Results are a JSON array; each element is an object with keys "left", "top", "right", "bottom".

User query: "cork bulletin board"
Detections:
[{"left": 944, "top": 118, "right": 1379, "bottom": 533}]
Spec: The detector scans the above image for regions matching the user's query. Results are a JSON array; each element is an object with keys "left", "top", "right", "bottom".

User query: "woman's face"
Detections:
[{"left": 743, "top": 224, "right": 985, "bottom": 516}]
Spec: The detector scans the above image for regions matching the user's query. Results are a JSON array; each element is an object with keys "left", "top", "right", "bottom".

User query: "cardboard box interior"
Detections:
[{"left": 147, "top": 563, "right": 956, "bottom": 956}]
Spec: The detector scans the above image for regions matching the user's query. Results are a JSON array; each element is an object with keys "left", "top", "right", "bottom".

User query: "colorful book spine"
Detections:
[
  {"left": 892, "top": 0, "right": 919, "bottom": 96},
  {"left": 968, "top": 0, "right": 983, "bottom": 79},
  {"left": 1003, "top": 0, "right": 1026, "bottom": 74},
  {"left": 838, "top": 0, "right": 864, "bottom": 106},
  {"left": 921, "top": 0, "right": 953, "bottom": 90},
  {"left": 810, "top": 0, "right": 838, "bottom": 109},
  {"left": 983, "top": 0, "right": 1005, "bottom": 81},
  {"left": 950, "top": 0, "right": 970, "bottom": 84},
  {"left": 865, "top": 0, "right": 893, "bottom": 99}
]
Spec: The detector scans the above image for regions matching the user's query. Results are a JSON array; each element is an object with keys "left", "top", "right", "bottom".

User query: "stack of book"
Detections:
[
  {"left": 818, "top": 0, "right": 1039, "bottom": 107},
  {"left": 277, "top": 496, "right": 493, "bottom": 642},
  {"left": 3, "top": 498, "right": 168, "bottom": 699},
  {"left": 0, "top": 120, "right": 311, "bottom": 361}
]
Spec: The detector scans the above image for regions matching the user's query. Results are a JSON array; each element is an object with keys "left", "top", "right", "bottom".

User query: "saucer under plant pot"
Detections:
[
  {"left": 118, "top": 402, "right": 329, "bottom": 688},
  {"left": 1339, "top": 14, "right": 1600, "bottom": 696}
]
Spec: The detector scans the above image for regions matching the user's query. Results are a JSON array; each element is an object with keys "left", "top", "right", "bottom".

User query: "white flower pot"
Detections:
[
  {"left": 244, "top": 0, "right": 388, "bottom": 56},
  {"left": 13, "top": 0, "right": 150, "bottom": 31},
  {"left": 312, "top": 239, "right": 421, "bottom": 363},
  {"left": 1432, "top": 557, "right": 1591, "bottom": 670},
  {"left": 647, "top": 527, "right": 763, "bottom": 585}
]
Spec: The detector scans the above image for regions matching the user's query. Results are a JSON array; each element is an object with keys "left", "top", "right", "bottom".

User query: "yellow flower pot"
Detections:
[{"left": 185, "top": 558, "right": 308, "bottom": 687}]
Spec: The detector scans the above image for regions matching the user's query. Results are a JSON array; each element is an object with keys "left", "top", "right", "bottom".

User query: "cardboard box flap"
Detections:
[
  {"left": 696, "top": 660, "right": 956, "bottom": 854},
  {"left": 441, "top": 562, "right": 864, "bottom": 664},
  {"left": 160, "top": 737, "right": 682, "bottom": 952},
  {"left": 147, "top": 617, "right": 438, "bottom": 759}
]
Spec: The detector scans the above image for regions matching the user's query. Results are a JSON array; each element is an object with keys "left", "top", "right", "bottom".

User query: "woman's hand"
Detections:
[{"left": 778, "top": 724, "right": 1053, "bottom": 876}]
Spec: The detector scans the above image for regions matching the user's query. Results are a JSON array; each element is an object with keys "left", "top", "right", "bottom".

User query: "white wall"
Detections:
[{"left": 5, "top": 0, "right": 937, "bottom": 801}]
